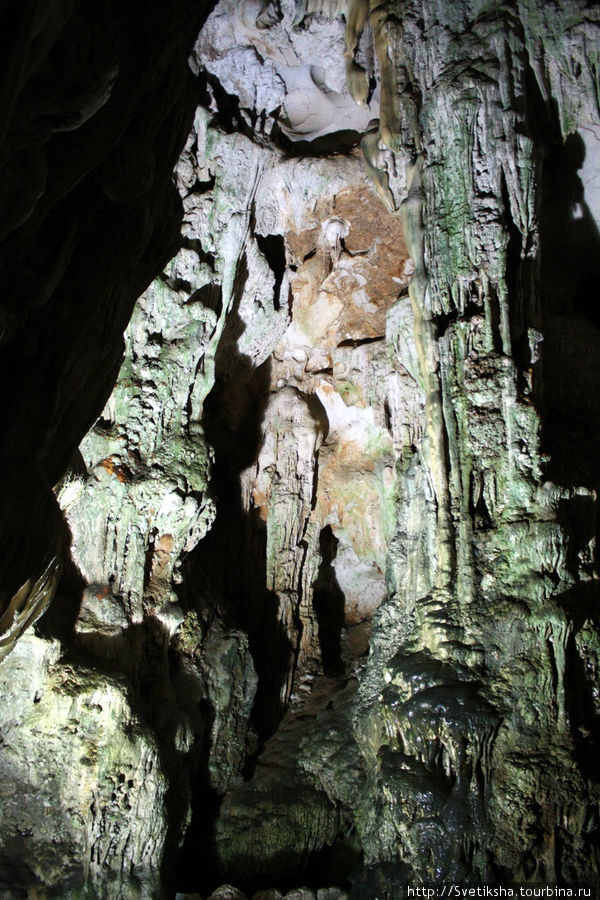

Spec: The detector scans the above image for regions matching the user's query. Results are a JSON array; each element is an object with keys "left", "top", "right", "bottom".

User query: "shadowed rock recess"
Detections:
[{"left": 1, "top": 0, "right": 600, "bottom": 897}]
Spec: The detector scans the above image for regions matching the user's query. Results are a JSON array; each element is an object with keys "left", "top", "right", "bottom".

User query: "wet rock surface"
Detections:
[{"left": 1, "top": 0, "right": 600, "bottom": 897}]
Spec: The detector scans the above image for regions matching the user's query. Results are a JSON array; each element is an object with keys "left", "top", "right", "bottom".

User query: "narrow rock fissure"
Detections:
[{"left": 313, "top": 526, "right": 345, "bottom": 677}]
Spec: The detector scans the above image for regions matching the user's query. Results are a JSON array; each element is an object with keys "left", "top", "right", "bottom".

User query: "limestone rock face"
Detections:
[
  {"left": 1, "top": 0, "right": 600, "bottom": 897},
  {"left": 347, "top": 0, "right": 600, "bottom": 885},
  {"left": 193, "top": 0, "right": 373, "bottom": 144},
  {"left": 0, "top": 0, "right": 215, "bottom": 659},
  {"left": 189, "top": 0, "right": 600, "bottom": 889},
  {"left": 0, "top": 633, "right": 167, "bottom": 897}
]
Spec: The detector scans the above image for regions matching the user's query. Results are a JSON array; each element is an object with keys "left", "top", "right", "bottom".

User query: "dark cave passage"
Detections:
[
  {"left": 313, "top": 525, "right": 345, "bottom": 677},
  {"left": 184, "top": 257, "right": 291, "bottom": 744},
  {"left": 539, "top": 131, "right": 600, "bottom": 492},
  {"left": 175, "top": 254, "right": 291, "bottom": 894}
]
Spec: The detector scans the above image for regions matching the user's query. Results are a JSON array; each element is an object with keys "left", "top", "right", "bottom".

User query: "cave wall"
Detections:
[
  {"left": 1, "top": 1, "right": 600, "bottom": 898},
  {"left": 0, "top": 0, "right": 214, "bottom": 658}
]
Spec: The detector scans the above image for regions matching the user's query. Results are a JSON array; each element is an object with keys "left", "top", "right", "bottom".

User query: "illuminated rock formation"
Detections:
[{"left": 1, "top": 1, "right": 599, "bottom": 896}]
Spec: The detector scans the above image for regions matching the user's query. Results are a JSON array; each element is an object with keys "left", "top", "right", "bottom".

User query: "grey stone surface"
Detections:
[{"left": 208, "top": 886, "right": 249, "bottom": 900}]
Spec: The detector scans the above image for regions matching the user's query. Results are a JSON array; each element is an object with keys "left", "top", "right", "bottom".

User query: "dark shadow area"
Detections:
[
  {"left": 313, "top": 525, "right": 345, "bottom": 676},
  {"left": 34, "top": 554, "right": 85, "bottom": 644},
  {"left": 468, "top": 472, "right": 493, "bottom": 532},
  {"left": 196, "top": 69, "right": 362, "bottom": 159},
  {"left": 184, "top": 251, "right": 293, "bottom": 742},
  {"left": 302, "top": 831, "right": 364, "bottom": 891},
  {"left": 38, "top": 576, "right": 211, "bottom": 899},
  {"left": 538, "top": 131, "right": 600, "bottom": 491},
  {"left": 501, "top": 167, "right": 529, "bottom": 373},
  {"left": 272, "top": 125, "right": 363, "bottom": 157},
  {"left": 0, "top": 461, "right": 71, "bottom": 618},
  {"left": 255, "top": 232, "right": 286, "bottom": 311},
  {"left": 176, "top": 253, "right": 297, "bottom": 894},
  {"left": 573, "top": 275, "right": 600, "bottom": 328},
  {"left": 348, "top": 860, "right": 408, "bottom": 900},
  {"left": 232, "top": 830, "right": 364, "bottom": 897},
  {"left": 35, "top": 449, "right": 88, "bottom": 643},
  {"left": 503, "top": 63, "right": 560, "bottom": 390},
  {"left": 556, "top": 494, "right": 598, "bottom": 582},
  {"left": 536, "top": 124, "right": 600, "bottom": 833},
  {"left": 35, "top": 462, "right": 216, "bottom": 898},
  {"left": 169, "top": 693, "right": 222, "bottom": 895},
  {"left": 555, "top": 582, "right": 600, "bottom": 784}
]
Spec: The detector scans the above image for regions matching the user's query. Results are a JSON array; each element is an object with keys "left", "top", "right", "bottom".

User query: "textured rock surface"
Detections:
[
  {"left": 0, "top": 1, "right": 220, "bottom": 896},
  {"left": 347, "top": 0, "right": 600, "bottom": 886},
  {"left": 0, "top": 207, "right": 260, "bottom": 894},
  {"left": 0, "top": 0, "right": 215, "bottom": 658},
  {"left": 193, "top": 0, "right": 600, "bottom": 890},
  {"left": 1, "top": 0, "right": 600, "bottom": 897},
  {"left": 0, "top": 633, "right": 167, "bottom": 897}
]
